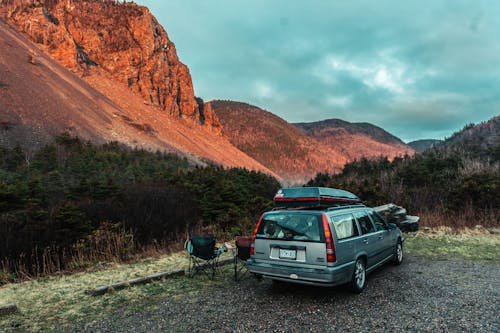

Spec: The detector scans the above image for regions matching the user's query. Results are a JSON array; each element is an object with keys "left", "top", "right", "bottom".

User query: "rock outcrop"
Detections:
[
  {"left": 2, "top": 0, "right": 222, "bottom": 133},
  {"left": 0, "top": 18, "right": 275, "bottom": 177}
]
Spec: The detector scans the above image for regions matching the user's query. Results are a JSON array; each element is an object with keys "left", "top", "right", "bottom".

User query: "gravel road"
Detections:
[{"left": 76, "top": 256, "right": 499, "bottom": 332}]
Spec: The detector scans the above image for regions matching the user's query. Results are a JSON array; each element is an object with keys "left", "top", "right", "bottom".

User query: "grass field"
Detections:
[
  {"left": 0, "top": 251, "right": 234, "bottom": 333},
  {"left": 1, "top": 231, "right": 498, "bottom": 332},
  {"left": 404, "top": 229, "right": 499, "bottom": 261}
]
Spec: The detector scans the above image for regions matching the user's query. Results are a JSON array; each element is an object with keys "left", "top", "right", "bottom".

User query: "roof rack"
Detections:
[
  {"left": 326, "top": 203, "right": 366, "bottom": 211},
  {"left": 272, "top": 203, "right": 366, "bottom": 211}
]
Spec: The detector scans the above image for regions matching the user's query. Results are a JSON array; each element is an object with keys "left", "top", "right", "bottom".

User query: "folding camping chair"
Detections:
[
  {"left": 234, "top": 236, "right": 251, "bottom": 281},
  {"left": 186, "top": 234, "right": 224, "bottom": 279}
]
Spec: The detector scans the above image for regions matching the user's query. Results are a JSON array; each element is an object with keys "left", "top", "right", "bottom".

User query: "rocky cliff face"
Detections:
[
  {"left": 0, "top": 18, "right": 275, "bottom": 176},
  {"left": 2, "top": 0, "right": 222, "bottom": 133}
]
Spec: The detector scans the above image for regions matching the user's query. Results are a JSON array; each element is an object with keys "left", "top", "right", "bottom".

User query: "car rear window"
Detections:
[
  {"left": 331, "top": 214, "right": 359, "bottom": 240},
  {"left": 256, "top": 213, "right": 324, "bottom": 242}
]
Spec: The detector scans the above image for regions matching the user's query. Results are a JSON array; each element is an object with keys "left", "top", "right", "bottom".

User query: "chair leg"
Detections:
[
  {"left": 188, "top": 256, "right": 193, "bottom": 278},
  {"left": 234, "top": 255, "right": 238, "bottom": 281},
  {"left": 234, "top": 259, "right": 249, "bottom": 281}
]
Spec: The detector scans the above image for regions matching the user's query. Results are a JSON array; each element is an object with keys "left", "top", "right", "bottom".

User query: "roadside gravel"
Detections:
[{"left": 75, "top": 256, "right": 499, "bottom": 332}]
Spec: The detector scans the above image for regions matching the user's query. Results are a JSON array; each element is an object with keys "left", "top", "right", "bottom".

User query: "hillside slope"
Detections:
[
  {"left": 212, "top": 100, "right": 413, "bottom": 182},
  {"left": 408, "top": 139, "right": 442, "bottom": 153},
  {"left": 439, "top": 116, "right": 500, "bottom": 154},
  {"left": 295, "top": 119, "right": 413, "bottom": 161},
  {"left": 210, "top": 100, "right": 348, "bottom": 183},
  {"left": 0, "top": 18, "right": 276, "bottom": 176}
]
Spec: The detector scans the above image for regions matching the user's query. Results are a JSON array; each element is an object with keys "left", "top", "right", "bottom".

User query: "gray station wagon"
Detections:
[{"left": 247, "top": 187, "right": 404, "bottom": 293}]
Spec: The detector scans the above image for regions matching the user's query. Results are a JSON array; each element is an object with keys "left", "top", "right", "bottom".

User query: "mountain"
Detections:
[
  {"left": 2, "top": 0, "right": 218, "bottom": 127},
  {"left": 433, "top": 116, "right": 500, "bottom": 162},
  {"left": 0, "top": 2, "right": 276, "bottom": 176},
  {"left": 408, "top": 139, "right": 442, "bottom": 153},
  {"left": 0, "top": 0, "right": 416, "bottom": 183},
  {"left": 294, "top": 119, "right": 413, "bottom": 161},
  {"left": 440, "top": 116, "right": 500, "bottom": 154},
  {"left": 210, "top": 100, "right": 412, "bottom": 183},
  {"left": 209, "top": 100, "right": 349, "bottom": 183},
  {"left": 296, "top": 119, "right": 405, "bottom": 145}
]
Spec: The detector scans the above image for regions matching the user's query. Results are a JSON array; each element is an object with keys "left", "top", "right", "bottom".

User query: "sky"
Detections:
[{"left": 137, "top": 0, "right": 500, "bottom": 142}]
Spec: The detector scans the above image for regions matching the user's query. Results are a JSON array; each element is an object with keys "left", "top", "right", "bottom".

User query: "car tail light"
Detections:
[
  {"left": 322, "top": 214, "right": 336, "bottom": 263},
  {"left": 250, "top": 214, "right": 263, "bottom": 256}
]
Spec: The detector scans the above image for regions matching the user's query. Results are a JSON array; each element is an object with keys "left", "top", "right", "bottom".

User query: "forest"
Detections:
[
  {"left": 0, "top": 134, "right": 280, "bottom": 282},
  {"left": 1, "top": 125, "right": 498, "bottom": 283},
  {"left": 308, "top": 127, "right": 499, "bottom": 229}
]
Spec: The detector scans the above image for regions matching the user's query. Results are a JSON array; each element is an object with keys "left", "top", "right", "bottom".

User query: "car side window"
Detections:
[
  {"left": 369, "top": 211, "right": 387, "bottom": 232},
  {"left": 354, "top": 211, "right": 376, "bottom": 235},
  {"left": 331, "top": 214, "right": 359, "bottom": 240}
]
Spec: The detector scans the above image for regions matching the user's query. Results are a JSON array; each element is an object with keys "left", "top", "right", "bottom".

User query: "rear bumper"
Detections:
[{"left": 247, "top": 259, "right": 354, "bottom": 287}]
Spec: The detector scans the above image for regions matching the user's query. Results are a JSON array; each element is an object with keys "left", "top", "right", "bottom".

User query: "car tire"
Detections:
[
  {"left": 351, "top": 258, "right": 366, "bottom": 293},
  {"left": 392, "top": 241, "right": 403, "bottom": 265}
]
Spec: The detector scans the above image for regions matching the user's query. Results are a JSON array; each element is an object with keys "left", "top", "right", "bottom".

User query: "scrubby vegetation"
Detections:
[
  {"left": 1, "top": 119, "right": 497, "bottom": 283},
  {"left": 308, "top": 122, "right": 500, "bottom": 229},
  {"left": 0, "top": 134, "right": 280, "bottom": 282}
]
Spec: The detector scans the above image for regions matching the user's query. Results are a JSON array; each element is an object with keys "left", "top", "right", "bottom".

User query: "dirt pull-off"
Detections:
[{"left": 75, "top": 257, "right": 500, "bottom": 332}]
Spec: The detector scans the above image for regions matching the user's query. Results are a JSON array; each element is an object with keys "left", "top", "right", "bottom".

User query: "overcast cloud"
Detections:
[{"left": 138, "top": 0, "right": 500, "bottom": 142}]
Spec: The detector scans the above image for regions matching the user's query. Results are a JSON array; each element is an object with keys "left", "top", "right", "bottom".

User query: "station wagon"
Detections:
[{"left": 247, "top": 187, "right": 404, "bottom": 293}]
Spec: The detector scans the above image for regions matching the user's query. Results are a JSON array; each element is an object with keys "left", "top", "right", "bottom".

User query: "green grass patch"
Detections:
[
  {"left": 404, "top": 232, "right": 500, "bottom": 261},
  {"left": 0, "top": 251, "right": 235, "bottom": 332}
]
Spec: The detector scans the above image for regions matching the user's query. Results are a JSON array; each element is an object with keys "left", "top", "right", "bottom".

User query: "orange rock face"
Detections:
[{"left": 3, "top": 0, "right": 221, "bottom": 131}]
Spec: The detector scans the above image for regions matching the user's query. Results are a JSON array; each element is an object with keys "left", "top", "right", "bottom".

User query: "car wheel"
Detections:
[
  {"left": 392, "top": 241, "right": 403, "bottom": 265},
  {"left": 351, "top": 258, "right": 366, "bottom": 293}
]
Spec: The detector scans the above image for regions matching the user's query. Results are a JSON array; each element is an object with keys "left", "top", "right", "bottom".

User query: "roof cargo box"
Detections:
[{"left": 274, "top": 187, "right": 361, "bottom": 208}]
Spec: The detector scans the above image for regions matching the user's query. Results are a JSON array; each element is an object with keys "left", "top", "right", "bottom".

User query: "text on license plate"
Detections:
[{"left": 279, "top": 249, "right": 297, "bottom": 259}]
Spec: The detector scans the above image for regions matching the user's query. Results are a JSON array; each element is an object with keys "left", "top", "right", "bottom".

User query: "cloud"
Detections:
[
  {"left": 372, "top": 67, "right": 405, "bottom": 94},
  {"left": 325, "top": 95, "right": 351, "bottom": 108},
  {"left": 138, "top": 0, "right": 500, "bottom": 141},
  {"left": 317, "top": 54, "right": 409, "bottom": 94},
  {"left": 254, "top": 81, "right": 274, "bottom": 99}
]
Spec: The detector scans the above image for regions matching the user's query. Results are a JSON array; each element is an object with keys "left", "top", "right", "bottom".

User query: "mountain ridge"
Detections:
[
  {"left": 293, "top": 118, "right": 413, "bottom": 162},
  {"left": 294, "top": 118, "right": 406, "bottom": 146},
  {"left": 211, "top": 100, "right": 413, "bottom": 183},
  {"left": 408, "top": 139, "right": 442, "bottom": 153},
  {"left": 209, "top": 100, "right": 349, "bottom": 183}
]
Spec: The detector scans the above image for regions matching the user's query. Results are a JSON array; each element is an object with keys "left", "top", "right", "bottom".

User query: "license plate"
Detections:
[{"left": 279, "top": 249, "right": 296, "bottom": 259}]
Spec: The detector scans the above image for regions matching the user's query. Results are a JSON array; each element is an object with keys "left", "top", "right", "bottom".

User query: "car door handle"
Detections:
[
  {"left": 362, "top": 239, "right": 368, "bottom": 244},
  {"left": 378, "top": 235, "right": 383, "bottom": 239}
]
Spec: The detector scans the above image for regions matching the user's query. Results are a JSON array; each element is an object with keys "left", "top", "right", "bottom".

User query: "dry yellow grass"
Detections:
[{"left": 0, "top": 249, "right": 234, "bottom": 332}]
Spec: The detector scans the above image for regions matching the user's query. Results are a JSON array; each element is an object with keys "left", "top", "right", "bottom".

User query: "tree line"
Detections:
[
  {"left": 308, "top": 137, "right": 499, "bottom": 229},
  {"left": 0, "top": 134, "right": 280, "bottom": 282}
]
